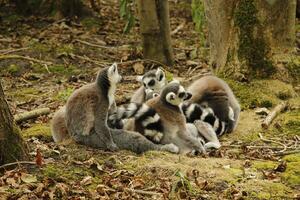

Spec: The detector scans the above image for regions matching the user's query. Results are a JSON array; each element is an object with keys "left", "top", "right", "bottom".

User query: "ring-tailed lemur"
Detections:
[
  {"left": 109, "top": 81, "right": 207, "bottom": 154},
  {"left": 51, "top": 63, "right": 179, "bottom": 154},
  {"left": 130, "top": 68, "right": 167, "bottom": 104},
  {"left": 187, "top": 75, "right": 240, "bottom": 133}
]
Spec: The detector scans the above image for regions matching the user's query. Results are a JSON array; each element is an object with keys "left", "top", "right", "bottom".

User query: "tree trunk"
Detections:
[
  {"left": 137, "top": 0, "right": 174, "bottom": 66},
  {"left": 204, "top": 0, "right": 297, "bottom": 78},
  {"left": 0, "top": 80, "right": 27, "bottom": 165}
]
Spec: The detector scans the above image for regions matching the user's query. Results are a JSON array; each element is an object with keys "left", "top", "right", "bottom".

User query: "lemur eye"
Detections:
[
  {"left": 148, "top": 79, "right": 155, "bottom": 87},
  {"left": 178, "top": 92, "right": 185, "bottom": 98},
  {"left": 143, "top": 83, "right": 147, "bottom": 87}
]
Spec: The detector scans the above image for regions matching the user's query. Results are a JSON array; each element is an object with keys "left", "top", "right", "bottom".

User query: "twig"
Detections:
[
  {"left": 129, "top": 189, "right": 161, "bottom": 196},
  {"left": 74, "top": 39, "right": 118, "bottom": 50},
  {"left": 118, "top": 59, "right": 168, "bottom": 68},
  {"left": 0, "top": 47, "right": 29, "bottom": 55},
  {"left": 14, "top": 107, "right": 50, "bottom": 123},
  {"left": 171, "top": 21, "right": 185, "bottom": 35},
  {"left": 0, "top": 161, "right": 36, "bottom": 169},
  {"left": 0, "top": 54, "right": 52, "bottom": 73},
  {"left": 273, "top": 150, "right": 300, "bottom": 156},
  {"left": 259, "top": 133, "right": 287, "bottom": 153},
  {"left": 222, "top": 144, "right": 295, "bottom": 150},
  {"left": 261, "top": 101, "right": 288, "bottom": 129},
  {"left": 71, "top": 54, "right": 109, "bottom": 67}
]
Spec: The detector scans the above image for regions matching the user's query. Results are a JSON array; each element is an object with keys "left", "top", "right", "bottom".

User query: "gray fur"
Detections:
[
  {"left": 51, "top": 65, "right": 179, "bottom": 154},
  {"left": 187, "top": 75, "right": 240, "bottom": 133}
]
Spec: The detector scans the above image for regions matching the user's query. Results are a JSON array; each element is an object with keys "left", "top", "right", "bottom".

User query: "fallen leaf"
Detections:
[
  {"left": 21, "top": 173, "right": 37, "bottom": 183},
  {"left": 80, "top": 176, "right": 92, "bottom": 186},
  {"left": 133, "top": 62, "right": 144, "bottom": 75}
]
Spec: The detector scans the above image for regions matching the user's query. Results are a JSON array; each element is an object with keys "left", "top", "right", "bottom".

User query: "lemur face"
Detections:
[
  {"left": 137, "top": 68, "right": 166, "bottom": 91},
  {"left": 108, "top": 63, "right": 122, "bottom": 84},
  {"left": 163, "top": 81, "right": 192, "bottom": 106}
]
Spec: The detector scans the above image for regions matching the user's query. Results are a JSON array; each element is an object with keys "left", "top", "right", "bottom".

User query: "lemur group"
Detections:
[{"left": 51, "top": 63, "right": 240, "bottom": 155}]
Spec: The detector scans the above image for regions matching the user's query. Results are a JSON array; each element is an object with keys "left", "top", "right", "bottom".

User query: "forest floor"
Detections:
[{"left": 0, "top": 0, "right": 300, "bottom": 199}]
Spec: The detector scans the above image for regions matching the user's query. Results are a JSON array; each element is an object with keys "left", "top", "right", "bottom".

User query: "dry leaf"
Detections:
[
  {"left": 21, "top": 173, "right": 37, "bottom": 183},
  {"left": 80, "top": 176, "right": 92, "bottom": 186}
]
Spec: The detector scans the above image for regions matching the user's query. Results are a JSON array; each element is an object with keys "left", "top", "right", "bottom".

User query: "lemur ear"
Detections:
[
  {"left": 136, "top": 76, "right": 143, "bottom": 82},
  {"left": 109, "top": 62, "right": 118, "bottom": 73},
  {"left": 184, "top": 92, "right": 192, "bottom": 100},
  {"left": 156, "top": 68, "right": 165, "bottom": 81}
]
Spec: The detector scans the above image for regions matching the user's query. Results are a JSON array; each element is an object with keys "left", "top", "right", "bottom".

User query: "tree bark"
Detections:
[
  {"left": 203, "top": 0, "right": 297, "bottom": 78},
  {"left": 0, "top": 80, "right": 27, "bottom": 165},
  {"left": 137, "top": 0, "right": 174, "bottom": 66}
]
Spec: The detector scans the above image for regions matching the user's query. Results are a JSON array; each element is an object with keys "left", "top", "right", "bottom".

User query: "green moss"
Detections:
[
  {"left": 29, "top": 40, "right": 52, "bottom": 53},
  {"left": 81, "top": 17, "right": 101, "bottom": 29},
  {"left": 253, "top": 161, "right": 277, "bottom": 170},
  {"left": 54, "top": 87, "right": 74, "bottom": 102},
  {"left": 32, "top": 64, "right": 79, "bottom": 75},
  {"left": 11, "top": 87, "right": 40, "bottom": 102},
  {"left": 279, "top": 109, "right": 300, "bottom": 136},
  {"left": 22, "top": 123, "right": 51, "bottom": 138},
  {"left": 234, "top": 0, "right": 274, "bottom": 77},
  {"left": 7, "top": 64, "right": 21, "bottom": 75},
  {"left": 226, "top": 79, "right": 295, "bottom": 110},
  {"left": 282, "top": 153, "right": 300, "bottom": 186},
  {"left": 56, "top": 44, "right": 75, "bottom": 55},
  {"left": 286, "top": 58, "right": 300, "bottom": 84}
]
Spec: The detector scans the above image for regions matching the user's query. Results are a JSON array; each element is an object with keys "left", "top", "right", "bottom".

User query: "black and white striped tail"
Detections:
[
  {"left": 181, "top": 102, "right": 228, "bottom": 136},
  {"left": 108, "top": 103, "right": 164, "bottom": 143}
]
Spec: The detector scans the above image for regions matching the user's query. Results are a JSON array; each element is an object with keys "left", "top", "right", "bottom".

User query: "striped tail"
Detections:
[
  {"left": 180, "top": 102, "right": 228, "bottom": 136},
  {"left": 108, "top": 103, "right": 164, "bottom": 143}
]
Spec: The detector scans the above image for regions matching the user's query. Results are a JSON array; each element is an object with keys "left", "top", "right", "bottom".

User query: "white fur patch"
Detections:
[
  {"left": 186, "top": 104, "right": 196, "bottom": 118},
  {"left": 228, "top": 106, "right": 235, "bottom": 121},
  {"left": 135, "top": 104, "right": 149, "bottom": 118},
  {"left": 117, "top": 106, "right": 126, "bottom": 119},
  {"left": 141, "top": 113, "right": 160, "bottom": 127},
  {"left": 213, "top": 118, "right": 220, "bottom": 131},
  {"left": 126, "top": 103, "right": 138, "bottom": 117},
  {"left": 144, "top": 130, "right": 163, "bottom": 142}
]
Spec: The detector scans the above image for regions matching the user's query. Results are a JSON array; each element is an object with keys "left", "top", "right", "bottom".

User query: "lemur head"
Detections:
[
  {"left": 145, "top": 88, "right": 160, "bottom": 101},
  {"left": 108, "top": 62, "right": 122, "bottom": 84},
  {"left": 136, "top": 68, "right": 166, "bottom": 91},
  {"left": 160, "top": 80, "right": 192, "bottom": 106}
]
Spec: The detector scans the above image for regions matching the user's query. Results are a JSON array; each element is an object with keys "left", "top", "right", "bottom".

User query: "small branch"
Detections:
[
  {"left": 171, "top": 21, "right": 185, "bottom": 35},
  {"left": 273, "top": 150, "right": 300, "bottom": 156},
  {"left": 0, "top": 161, "right": 36, "bottom": 169},
  {"left": 259, "top": 133, "right": 287, "bottom": 153},
  {"left": 0, "top": 54, "right": 52, "bottom": 73},
  {"left": 71, "top": 54, "right": 109, "bottom": 67},
  {"left": 0, "top": 47, "right": 29, "bottom": 55},
  {"left": 128, "top": 189, "right": 161, "bottom": 196},
  {"left": 261, "top": 101, "right": 288, "bottom": 129},
  {"left": 14, "top": 108, "right": 51, "bottom": 123},
  {"left": 222, "top": 144, "right": 295, "bottom": 150},
  {"left": 74, "top": 39, "right": 118, "bottom": 50}
]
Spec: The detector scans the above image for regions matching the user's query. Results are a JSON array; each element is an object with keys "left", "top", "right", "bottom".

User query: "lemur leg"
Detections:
[
  {"left": 194, "top": 120, "right": 221, "bottom": 150},
  {"left": 111, "top": 129, "right": 179, "bottom": 154},
  {"left": 186, "top": 123, "right": 205, "bottom": 145},
  {"left": 178, "top": 130, "right": 206, "bottom": 153},
  {"left": 94, "top": 107, "right": 119, "bottom": 151}
]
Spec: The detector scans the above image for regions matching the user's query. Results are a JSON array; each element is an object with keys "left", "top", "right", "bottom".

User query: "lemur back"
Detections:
[
  {"left": 51, "top": 63, "right": 179, "bottom": 154},
  {"left": 187, "top": 75, "right": 240, "bottom": 133}
]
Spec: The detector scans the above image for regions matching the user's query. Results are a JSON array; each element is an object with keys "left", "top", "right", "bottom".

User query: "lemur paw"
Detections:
[
  {"left": 107, "top": 142, "right": 119, "bottom": 151},
  {"left": 204, "top": 142, "right": 221, "bottom": 150},
  {"left": 162, "top": 143, "right": 179, "bottom": 154}
]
